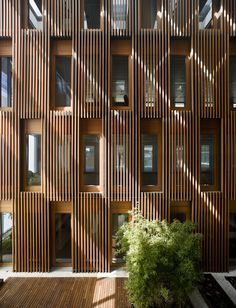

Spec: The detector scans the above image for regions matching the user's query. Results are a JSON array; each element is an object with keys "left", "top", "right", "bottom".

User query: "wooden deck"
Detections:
[{"left": 0, "top": 277, "right": 131, "bottom": 308}]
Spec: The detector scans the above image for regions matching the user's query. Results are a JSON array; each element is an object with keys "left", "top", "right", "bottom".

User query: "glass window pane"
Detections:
[
  {"left": 170, "top": 212, "right": 186, "bottom": 223},
  {"left": 229, "top": 213, "right": 236, "bottom": 260},
  {"left": 141, "top": 135, "right": 158, "bottom": 186},
  {"left": 1, "top": 57, "right": 12, "bottom": 108},
  {"left": 83, "top": 135, "right": 99, "bottom": 185},
  {"left": 199, "top": 0, "right": 212, "bottom": 29},
  {"left": 29, "top": 0, "right": 43, "bottom": 30},
  {"left": 116, "top": 144, "right": 125, "bottom": 170},
  {"left": 55, "top": 213, "right": 71, "bottom": 263},
  {"left": 55, "top": 57, "right": 71, "bottom": 107},
  {"left": 0, "top": 213, "right": 12, "bottom": 263},
  {"left": 84, "top": 0, "right": 100, "bottom": 29},
  {"left": 26, "top": 134, "right": 41, "bottom": 186},
  {"left": 230, "top": 56, "right": 236, "bottom": 108},
  {"left": 200, "top": 135, "right": 214, "bottom": 185},
  {"left": 112, "top": 213, "right": 128, "bottom": 264},
  {"left": 112, "top": 56, "right": 129, "bottom": 106},
  {"left": 111, "top": 0, "right": 128, "bottom": 30},
  {"left": 171, "top": 56, "right": 186, "bottom": 108},
  {"left": 141, "top": 0, "right": 157, "bottom": 29}
]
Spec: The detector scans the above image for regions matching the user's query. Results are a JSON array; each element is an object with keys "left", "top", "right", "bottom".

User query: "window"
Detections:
[
  {"left": 199, "top": 0, "right": 212, "bottom": 29},
  {"left": 51, "top": 41, "right": 72, "bottom": 109},
  {"left": 200, "top": 120, "right": 220, "bottom": 191},
  {"left": 230, "top": 56, "right": 236, "bottom": 108},
  {"left": 141, "top": 135, "right": 158, "bottom": 186},
  {"left": 111, "top": 0, "right": 128, "bottom": 31},
  {"left": 0, "top": 212, "right": 12, "bottom": 263},
  {"left": 112, "top": 213, "right": 129, "bottom": 264},
  {"left": 141, "top": 120, "right": 162, "bottom": 191},
  {"left": 22, "top": 0, "right": 43, "bottom": 30},
  {"left": 0, "top": 57, "right": 12, "bottom": 108},
  {"left": 83, "top": 135, "right": 99, "bottom": 185},
  {"left": 111, "top": 40, "right": 131, "bottom": 109},
  {"left": 55, "top": 57, "right": 71, "bottom": 107},
  {"left": 171, "top": 56, "right": 186, "bottom": 108},
  {"left": 22, "top": 120, "right": 41, "bottom": 191},
  {"left": 112, "top": 56, "right": 129, "bottom": 106},
  {"left": 140, "top": 0, "right": 157, "bottom": 29},
  {"left": 170, "top": 202, "right": 191, "bottom": 223},
  {"left": 83, "top": 0, "right": 101, "bottom": 29},
  {"left": 80, "top": 120, "right": 102, "bottom": 191},
  {"left": 55, "top": 213, "right": 71, "bottom": 264},
  {"left": 229, "top": 212, "right": 236, "bottom": 261}
]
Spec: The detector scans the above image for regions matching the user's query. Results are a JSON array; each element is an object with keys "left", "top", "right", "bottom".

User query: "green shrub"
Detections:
[{"left": 117, "top": 210, "right": 202, "bottom": 308}]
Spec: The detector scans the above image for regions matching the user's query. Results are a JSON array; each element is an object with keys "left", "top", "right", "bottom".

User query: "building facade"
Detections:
[{"left": 0, "top": 0, "right": 236, "bottom": 272}]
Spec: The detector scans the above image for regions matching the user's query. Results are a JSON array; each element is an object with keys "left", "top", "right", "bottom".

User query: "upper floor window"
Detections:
[
  {"left": 111, "top": 0, "right": 128, "bottom": 31},
  {"left": 83, "top": 0, "right": 101, "bottom": 29},
  {"left": 230, "top": 56, "right": 236, "bottom": 108},
  {"left": 171, "top": 40, "right": 191, "bottom": 110},
  {"left": 140, "top": 0, "right": 157, "bottom": 29},
  {"left": 51, "top": 41, "right": 72, "bottom": 109},
  {"left": 22, "top": 0, "right": 43, "bottom": 30},
  {"left": 0, "top": 57, "right": 12, "bottom": 108},
  {"left": 200, "top": 120, "right": 220, "bottom": 191},
  {"left": 0, "top": 211, "right": 12, "bottom": 264},
  {"left": 199, "top": 0, "right": 212, "bottom": 29},
  {"left": 141, "top": 120, "right": 162, "bottom": 191}
]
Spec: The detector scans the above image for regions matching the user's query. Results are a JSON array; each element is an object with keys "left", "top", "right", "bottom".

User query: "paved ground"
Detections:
[{"left": 0, "top": 277, "right": 131, "bottom": 308}]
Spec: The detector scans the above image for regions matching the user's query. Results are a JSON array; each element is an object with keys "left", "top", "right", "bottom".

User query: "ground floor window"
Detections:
[
  {"left": 0, "top": 212, "right": 12, "bottom": 263},
  {"left": 229, "top": 212, "right": 236, "bottom": 261}
]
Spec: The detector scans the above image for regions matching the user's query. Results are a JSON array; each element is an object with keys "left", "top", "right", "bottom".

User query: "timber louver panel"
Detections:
[
  {"left": 110, "top": 0, "right": 132, "bottom": 36},
  {"left": 169, "top": 0, "right": 192, "bottom": 37},
  {"left": 48, "top": 111, "right": 72, "bottom": 201},
  {"left": 0, "top": 111, "right": 13, "bottom": 200},
  {"left": 14, "top": 192, "right": 50, "bottom": 272},
  {"left": 227, "top": 0, "right": 236, "bottom": 37},
  {"left": 80, "top": 30, "right": 103, "bottom": 118},
  {"left": 139, "top": 30, "right": 163, "bottom": 118},
  {"left": 139, "top": 192, "right": 165, "bottom": 221},
  {"left": 73, "top": 193, "right": 108, "bottom": 272},
  {"left": 0, "top": 0, "right": 13, "bottom": 37},
  {"left": 110, "top": 110, "right": 132, "bottom": 202}
]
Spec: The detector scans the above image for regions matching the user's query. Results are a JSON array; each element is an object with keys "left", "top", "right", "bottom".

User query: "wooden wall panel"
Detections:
[
  {"left": 197, "top": 30, "right": 223, "bottom": 118},
  {"left": 139, "top": 30, "right": 163, "bottom": 118},
  {"left": 0, "top": 0, "right": 13, "bottom": 37},
  {"left": 80, "top": 30, "right": 103, "bottom": 118},
  {"left": 169, "top": 111, "right": 192, "bottom": 201},
  {"left": 227, "top": 0, "right": 236, "bottom": 37},
  {"left": 73, "top": 193, "right": 108, "bottom": 272},
  {"left": 14, "top": 192, "right": 50, "bottom": 272},
  {"left": 110, "top": 0, "right": 132, "bottom": 36},
  {"left": 17, "top": 30, "right": 47, "bottom": 119},
  {"left": 139, "top": 192, "right": 166, "bottom": 221},
  {"left": 48, "top": 111, "right": 72, "bottom": 202},
  {"left": 110, "top": 110, "right": 132, "bottom": 202},
  {"left": 0, "top": 111, "right": 13, "bottom": 200},
  {"left": 200, "top": 192, "right": 228, "bottom": 272},
  {"left": 169, "top": 0, "right": 192, "bottom": 37}
]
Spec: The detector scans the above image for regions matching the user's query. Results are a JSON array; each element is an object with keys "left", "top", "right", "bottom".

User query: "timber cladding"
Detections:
[{"left": 0, "top": 0, "right": 235, "bottom": 273}]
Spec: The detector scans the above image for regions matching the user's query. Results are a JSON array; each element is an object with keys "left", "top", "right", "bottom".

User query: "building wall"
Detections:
[{"left": 0, "top": 0, "right": 235, "bottom": 272}]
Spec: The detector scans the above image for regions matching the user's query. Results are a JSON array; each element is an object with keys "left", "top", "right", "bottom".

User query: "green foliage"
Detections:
[{"left": 116, "top": 210, "right": 202, "bottom": 308}]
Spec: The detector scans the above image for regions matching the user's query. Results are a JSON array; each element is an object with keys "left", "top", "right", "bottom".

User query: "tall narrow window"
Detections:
[
  {"left": 140, "top": 0, "right": 157, "bottom": 29},
  {"left": 111, "top": 0, "right": 128, "bottom": 31},
  {"left": 141, "top": 135, "right": 158, "bottom": 186},
  {"left": 171, "top": 56, "right": 186, "bottom": 108},
  {"left": 29, "top": 0, "right": 43, "bottom": 29},
  {"left": 26, "top": 134, "right": 41, "bottom": 186},
  {"left": 55, "top": 213, "right": 71, "bottom": 264},
  {"left": 0, "top": 213, "right": 12, "bottom": 263},
  {"left": 229, "top": 212, "right": 236, "bottom": 261},
  {"left": 55, "top": 57, "right": 71, "bottom": 107},
  {"left": 112, "top": 213, "right": 129, "bottom": 264},
  {"left": 83, "top": 135, "right": 99, "bottom": 186},
  {"left": 200, "top": 136, "right": 214, "bottom": 185},
  {"left": 0, "top": 57, "right": 12, "bottom": 108},
  {"left": 83, "top": 0, "right": 100, "bottom": 29},
  {"left": 112, "top": 56, "right": 129, "bottom": 106},
  {"left": 199, "top": 0, "right": 212, "bottom": 29},
  {"left": 230, "top": 56, "right": 236, "bottom": 108}
]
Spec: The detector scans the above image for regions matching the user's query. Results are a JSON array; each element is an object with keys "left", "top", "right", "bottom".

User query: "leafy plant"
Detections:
[{"left": 116, "top": 209, "right": 202, "bottom": 308}]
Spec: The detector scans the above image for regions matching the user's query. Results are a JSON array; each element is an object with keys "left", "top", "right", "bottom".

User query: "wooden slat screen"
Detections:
[
  {"left": 197, "top": 30, "right": 222, "bottom": 118},
  {"left": 200, "top": 192, "right": 228, "bottom": 272},
  {"left": 169, "top": 0, "right": 192, "bottom": 37},
  {"left": 48, "top": 111, "right": 72, "bottom": 202},
  {"left": 73, "top": 193, "right": 108, "bottom": 272},
  {"left": 0, "top": 111, "right": 13, "bottom": 200},
  {"left": 170, "top": 111, "right": 192, "bottom": 201},
  {"left": 110, "top": 0, "right": 132, "bottom": 36},
  {"left": 226, "top": 0, "right": 236, "bottom": 37},
  {"left": 139, "top": 192, "right": 165, "bottom": 220},
  {"left": 18, "top": 30, "right": 46, "bottom": 119},
  {"left": 139, "top": 30, "right": 163, "bottom": 118},
  {"left": 14, "top": 192, "right": 49, "bottom": 272},
  {"left": 80, "top": 30, "right": 103, "bottom": 118},
  {"left": 0, "top": 0, "right": 13, "bottom": 37},
  {"left": 110, "top": 110, "right": 132, "bottom": 201}
]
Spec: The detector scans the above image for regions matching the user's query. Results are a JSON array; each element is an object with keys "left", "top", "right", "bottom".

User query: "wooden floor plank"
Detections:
[{"left": 0, "top": 278, "right": 131, "bottom": 308}]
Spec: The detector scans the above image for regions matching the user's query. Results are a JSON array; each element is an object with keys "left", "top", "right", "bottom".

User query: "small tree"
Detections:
[{"left": 117, "top": 210, "right": 202, "bottom": 308}]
